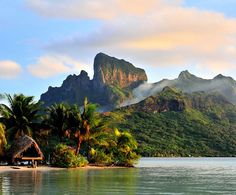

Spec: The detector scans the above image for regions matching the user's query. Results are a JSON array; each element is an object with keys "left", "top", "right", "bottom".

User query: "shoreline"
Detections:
[{"left": 0, "top": 165, "right": 127, "bottom": 173}]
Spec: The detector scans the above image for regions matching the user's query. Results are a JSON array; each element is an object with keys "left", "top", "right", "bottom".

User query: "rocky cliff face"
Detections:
[
  {"left": 40, "top": 53, "right": 147, "bottom": 109},
  {"left": 40, "top": 70, "right": 93, "bottom": 107},
  {"left": 93, "top": 53, "right": 147, "bottom": 89}
]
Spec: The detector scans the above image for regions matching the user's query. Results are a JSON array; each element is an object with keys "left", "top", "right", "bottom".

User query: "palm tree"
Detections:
[
  {"left": 44, "top": 103, "right": 70, "bottom": 140},
  {"left": 75, "top": 98, "right": 98, "bottom": 155},
  {"left": 66, "top": 105, "right": 80, "bottom": 138},
  {"left": 43, "top": 99, "right": 98, "bottom": 156},
  {"left": 0, "top": 94, "right": 41, "bottom": 141},
  {"left": 0, "top": 123, "right": 6, "bottom": 156}
]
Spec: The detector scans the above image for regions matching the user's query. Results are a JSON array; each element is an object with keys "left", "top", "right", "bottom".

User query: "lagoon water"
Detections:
[{"left": 1, "top": 158, "right": 236, "bottom": 194}]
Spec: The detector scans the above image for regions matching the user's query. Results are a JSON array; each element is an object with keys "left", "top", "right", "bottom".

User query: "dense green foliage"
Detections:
[
  {"left": 0, "top": 95, "right": 139, "bottom": 167},
  {"left": 4, "top": 85, "right": 236, "bottom": 163},
  {"left": 112, "top": 129, "right": 139, "bottom": 166},
  {"left": 44, "top": 103, "right": 70, "bottom": 139},
  {"left": 0, "top": 94, "right": 41, "bottom": 141},
  {"left": 51, "top": 144, "right": 88, "bottom": 168},
  {"left": 89, "top": 128, "right": 140, "bottom": 166},
  {"left": 107, "top": 88, "right": 236, "bottom": 157}
]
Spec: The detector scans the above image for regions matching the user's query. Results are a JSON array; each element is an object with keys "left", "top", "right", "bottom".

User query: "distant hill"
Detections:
[
  {"left": 40, "top": 53, "right": 147, "bottom": 109},
  {"left": 125, "top": 70, "right": 236, "bottom": 106},
  {"left": 106, "top": 87, "right": 236, "bottom": 157}
]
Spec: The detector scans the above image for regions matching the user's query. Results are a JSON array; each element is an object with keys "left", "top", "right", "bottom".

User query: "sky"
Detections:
[{"left": 0, "top": 0, "right": 236, "bottom": 101}]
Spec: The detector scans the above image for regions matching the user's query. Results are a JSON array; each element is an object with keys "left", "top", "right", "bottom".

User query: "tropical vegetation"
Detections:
[
  {"left": 106, "top": 87, "right": 236, "bottom": 157},
  {"left": 51, "top": 144, "right": 88, "bottom": 168},
  {"left": 0, "top": 94, "right": 140, "bottom": 167},
  {"left": 0, "top": 123, "right": 6, "bottom": 157},
  {"left": 2, "top": 85, "right": 236, "bottom": 166},
  {"left": 0, "top": 94, "right": 41, "bottom": 141}
]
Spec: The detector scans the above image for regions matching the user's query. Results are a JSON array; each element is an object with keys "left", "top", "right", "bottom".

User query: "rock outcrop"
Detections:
[
  {"left": 130, "top": 87, "right": 186, "bottom": 113},
  {"left": 93, "top": 53, "right": 147, "bottom": 89},
  {"left": 40, "top": 53, "right": 147, "bottom": 109}
]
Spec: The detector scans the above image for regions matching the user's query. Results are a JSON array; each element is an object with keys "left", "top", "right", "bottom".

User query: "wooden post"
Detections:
[{"left": 32, "top": 159, "right": 37, "bottom": 168}]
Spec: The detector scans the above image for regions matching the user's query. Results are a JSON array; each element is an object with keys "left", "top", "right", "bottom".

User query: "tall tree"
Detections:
[
  {"left": 0, "top": 123, "right": 6, "bottom": 156},
  {"left": 75, "top": 98, "right": 98, "bottom": 155},
  {"left": 0, "top": 94, "right": 41, "bottom": 141},
  {"left": 44, "top": 103, "right": 70, "bottom": 140}
]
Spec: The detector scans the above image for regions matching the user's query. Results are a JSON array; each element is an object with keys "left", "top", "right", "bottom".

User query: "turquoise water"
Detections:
[{"left": 1, "top": 158, "right": 236, "bottom": 194}]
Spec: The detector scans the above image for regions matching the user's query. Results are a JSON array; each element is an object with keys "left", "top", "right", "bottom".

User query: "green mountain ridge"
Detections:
[{"left": 106, "top": 87, "right": 236, "bottom": 157}]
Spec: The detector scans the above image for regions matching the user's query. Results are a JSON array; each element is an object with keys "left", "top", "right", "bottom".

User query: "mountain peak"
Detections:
[
  {"left": 178, "top": 70, "right": 199, "bottom": 80},
  {"left": 214, "top": 74, "right": 225, "bottom": 79},
  {"left": 94, "top": 52, "right": 109, "bottom": 59},
  {"left": 214, "top": 74, "right": 234, "bottom": 81},
  {"left": 93, "top": 52, "right": 147, "bottom": 89}
]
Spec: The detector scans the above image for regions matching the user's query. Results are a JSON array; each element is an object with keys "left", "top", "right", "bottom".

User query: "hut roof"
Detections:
[{"left": 9, "top": 135, "right": 44, "bottom": 161}]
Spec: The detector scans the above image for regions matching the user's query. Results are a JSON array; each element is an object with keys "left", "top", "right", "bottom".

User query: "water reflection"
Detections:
[
  {"left": 1, "top": 158, "right": 236, "bottom": 194},
  {"left": 0, "top": 168, "right": 138, "bottom": 194},
  {"left": 1, "top": 171, "right": 42, "bottom": 194}
]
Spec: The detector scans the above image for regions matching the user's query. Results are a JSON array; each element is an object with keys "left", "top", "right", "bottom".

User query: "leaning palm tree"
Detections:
[
  {"left": 0, "top": 123, "right": 7, "bottom": 156},
  {"left": 0, "top": 94, "right": 41, "bottom": 141}
]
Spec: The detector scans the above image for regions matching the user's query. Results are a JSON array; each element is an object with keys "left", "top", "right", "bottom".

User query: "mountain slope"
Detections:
[
  {"left": 40, "top": 53, "right": 147, "bottom": 109},
  {"left": 106, "top": 87, "right": 236, "bottom": 157}
]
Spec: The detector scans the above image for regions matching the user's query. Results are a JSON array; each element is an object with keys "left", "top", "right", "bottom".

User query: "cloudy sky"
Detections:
[{"left": 1, "top": 0, "right": 236, "bottom": 100}]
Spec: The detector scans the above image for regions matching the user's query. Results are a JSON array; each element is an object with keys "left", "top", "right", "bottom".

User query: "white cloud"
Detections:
[
  {"left": 26, "top": 0, "right": 181, "bottom": 20},
  {"left": 27, "top": 0, "right": 236, "bottom": 74},
  {"left": 0, "top": 60, "right": 22, "bottom": 79},
  {"left": 28, "top": 55, "right": 92, "bottom": 78}
]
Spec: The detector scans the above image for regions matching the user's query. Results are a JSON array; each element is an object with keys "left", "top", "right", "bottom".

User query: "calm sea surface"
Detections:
[{"left": 1, "top": 158, "right": 236, "bottom": 194}]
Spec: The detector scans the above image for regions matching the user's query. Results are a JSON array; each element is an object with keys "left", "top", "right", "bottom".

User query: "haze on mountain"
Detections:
[
  {"left": 40, "top": 53, "right": 236, "bottom": 110},
  {"left": 123, "top": 69, "right": 236, "bottom": 106}
]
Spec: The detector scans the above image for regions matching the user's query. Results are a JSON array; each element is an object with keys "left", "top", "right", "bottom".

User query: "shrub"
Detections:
[
  {"left": 89, "top": 149, "right": 113, "bottom": 165},
  {"left": 51, "top": 144, "right": 88, "bottom": 168},
  {"left": 113, "top": 130, "right": 140, "bottom": 166}
]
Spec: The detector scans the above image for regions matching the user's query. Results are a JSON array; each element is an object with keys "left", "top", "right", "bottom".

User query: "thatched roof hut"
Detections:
[{"left": 9, "top": 135, "right": 44, "bottom": 164}]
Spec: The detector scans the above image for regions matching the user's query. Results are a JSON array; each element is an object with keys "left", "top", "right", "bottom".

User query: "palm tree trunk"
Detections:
[
  {"left": 86, "top": 138, "right": 90, "bottom": 161},
  {"left": 75, "top": 137, "right": 83, "bottom": 155}
]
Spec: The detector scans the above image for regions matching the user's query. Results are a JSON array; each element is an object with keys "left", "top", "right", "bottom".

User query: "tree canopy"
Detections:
[{"left": 0, "top": 94, "right": 41, "bottom": 141}]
